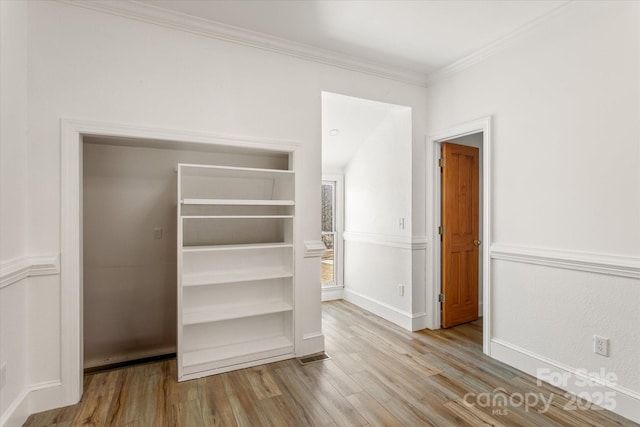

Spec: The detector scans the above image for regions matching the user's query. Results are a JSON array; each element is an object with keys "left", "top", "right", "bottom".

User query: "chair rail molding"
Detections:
[
  {"left": 0, "top": 255, "right": 60, "bottom": 289},
  {"left": 304, "top": 240, "right": 326, "bottom": 258},
  {"left": 490, "top": 244, "right": 640, "bottom": 279},
  {"left": 343, "top": 231, "right": 424, "bottom": 250}
]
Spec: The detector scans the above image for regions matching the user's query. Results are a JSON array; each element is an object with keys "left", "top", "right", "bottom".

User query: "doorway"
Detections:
[
  {"left": 428, "top": 117, "right": 492, "bottom": 354},
  {"left": 440, "top": 139, "right": 481, "bottom": 328},
  {"left": 61, "top": 120, "right": 302, "bottom": 404},
  {"left": 320, "top": 92, "right": 412, "bottom": 317}
]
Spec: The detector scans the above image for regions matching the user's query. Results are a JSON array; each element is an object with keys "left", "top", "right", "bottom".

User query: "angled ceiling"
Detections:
[
  {"left": 321, "top": 92, "right": 409, "bottom": 171},
  {"left": 136, "top": 0, "right": 569, "bottom": 77}
]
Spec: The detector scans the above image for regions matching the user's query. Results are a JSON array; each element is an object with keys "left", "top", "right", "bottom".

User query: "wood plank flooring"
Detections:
[{"left": 25, "top": 300, "right": 637, "bottom": 426}]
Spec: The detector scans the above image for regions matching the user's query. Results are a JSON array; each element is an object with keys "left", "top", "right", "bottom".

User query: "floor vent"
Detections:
[{"left": 298, "top": 352, "right": 330, "bottom": 365}]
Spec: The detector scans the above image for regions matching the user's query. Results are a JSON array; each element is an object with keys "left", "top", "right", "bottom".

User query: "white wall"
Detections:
[
  {"left": 0, "top": 1, "right": 31, "bottom": 426},
  {"left": 343, "top": 108, "right": 418, "bottom": 328},
  {"left": 6, "top": 1, "right": 428, "bottom": 421},
  {"left": 425, "top": 1, "right": 640, "bottom": 421}
]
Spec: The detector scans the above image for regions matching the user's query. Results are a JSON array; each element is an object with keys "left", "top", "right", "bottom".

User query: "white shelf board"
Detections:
[
  {"left": 183, "top": 300, "right": 292, "bottom": 325},
  {"left": 179, "top": 163, "right": 293, "bottom": 176},
  {"left": 183, "top": 242, "right": 293, "bottom": 253},
  {"left": 183, "top": 335, "right": 293, "bottom": 368},
  {"left": 182, "top": 198, "right": 294, "bottom": 206},
  {"left": 182, "top": 269, "right": 293, "bottom": 287},
  {"left": 182, "top": 215, "right": 294, "bottom": 219}
]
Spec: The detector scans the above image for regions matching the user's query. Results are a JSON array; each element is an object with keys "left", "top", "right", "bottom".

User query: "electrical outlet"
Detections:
[
  {"left": 398, "top": 284, "right": 404, "bottom": 296},
  {"left": 0, "top": 363, "right": 6, "bottom": 390},
  {"left": 153, "top": 227, "right": 163, "bottom": 239},
  {"left": 593, "top": 335, "right": 609, "bottom": 357}
]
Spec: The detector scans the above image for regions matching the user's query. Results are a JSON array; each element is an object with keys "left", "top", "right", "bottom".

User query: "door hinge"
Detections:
[
  {"left": 439, "top": 293, "right": 445, "bottom": 303},
  {"left": 438, "top": 158, "right": 445, "bottom": 168},
  {"left": 438, "top": 225, "right": 445, "bottom": 235}
]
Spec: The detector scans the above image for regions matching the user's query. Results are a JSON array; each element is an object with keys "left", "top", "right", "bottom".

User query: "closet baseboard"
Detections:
[{"left": 84, "top": 352, "right": 176, "bottom": 374}]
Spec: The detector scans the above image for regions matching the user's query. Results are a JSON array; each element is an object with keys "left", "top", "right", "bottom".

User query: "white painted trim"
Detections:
[
  {"left": 0, "top": 255, "right": 60, "bottom": 289},
  {"left": 491, "top": 338, "right": 640, "bottom": 424},
  {"left": 426, "top": 1, "right": 573, "bottom": 86},
  {"left": 0, "top": 380, "right": 63, "bottom": 427},
  {"left": 490, "top": 244, "right": 640, "bottom": 279},
  {"left": 61, "top": 118, "right": 303, "bottom": 406},
  {"left": 343, "top": 288, "right": 425, "bottom": 331},
  {"left": 0, "top": 388, "right": 29, "bottom": 427},
  {"left": 28, "top": 256, "right": 60, "bottom": 277},
  {"left": 343, "top": 231, "right": 419, "bottom": 250},
  {"left": 411, "top": 236, "right": 428, "bottom": 250},
  {"left": 28, "top": 380, "right": 64, "bottom": 415},
  {"left": 304, "top": 241, "right": 326, "bottom": 258},
  {"left": 426, "top": 117, "right": 492, "bottom": 357},
  {"left": 299, "top": 332, "right": 325, "bottom": 357},
  {"left": 410, "top": 312, "right": 429, "bottom": 331},
  {"left": 84, "top": 346, "right": 177, "bottom": 369},
  {"left": 57, "top": 0, "right": 428, "bottom": 88},
  {"left": 321, "top": 285, "right": 344, "bottom": 302}
]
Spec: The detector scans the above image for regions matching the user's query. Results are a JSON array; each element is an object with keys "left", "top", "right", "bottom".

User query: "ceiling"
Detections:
[
  {"left": 321, "top": 92, "right": 410, "bottom": 171},
  {"left": 137, "top": 0, "right": 568, "bottom": 76}
]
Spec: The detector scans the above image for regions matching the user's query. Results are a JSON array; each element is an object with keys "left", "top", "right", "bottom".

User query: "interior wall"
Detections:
[
  {"left": 18, "top": 0, "right": 428, "bottom": 418},
  {"left": 343, "top": 108, "right": 416, "bottom": 327},
  {"left": 0, "top": 1, "right": 30, "bottom": 425},
  {"left": 82, "top": 142, "right": 287, "bottom": 368},
  {"left": 425, "top": 0, "right": 640, "bottom": 420}
]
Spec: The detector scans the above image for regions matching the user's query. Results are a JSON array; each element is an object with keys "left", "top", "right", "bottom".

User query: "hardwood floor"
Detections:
[{"left": 25, "top": 300, "right": 636, "bottom": 426}]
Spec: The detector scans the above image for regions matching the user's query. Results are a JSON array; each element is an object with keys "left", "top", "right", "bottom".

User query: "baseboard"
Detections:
[
  {"left": 84, "top": 346, "right": 176, "bottom": 369},
  {"left": 0, "top": 380, "right": 62, "bottom": 427},
  {"left": 28, "top": 380, "right": 64, "bottom": 415},
  {"left": 321, "top": 286, "right": 344, "bottom": 302},
  {"left": 410, "top": 311, "right": 429, "bottom": 330},
  {"left": 491, "top": 338, "right": 640, "bottom": 424},
  {"left": 343, "top": 288, "right": 426, "bottom": 331},
  {"left": 0, "top": 388, "right": 29, "bottom": 427},
  {"left": 298, "top": 332, "right": 325, "bottom": 357}
]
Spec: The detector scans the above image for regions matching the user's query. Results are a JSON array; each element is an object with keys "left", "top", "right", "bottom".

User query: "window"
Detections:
[{"left": 321, "top": 180, "right": 336, "bottom": 286}]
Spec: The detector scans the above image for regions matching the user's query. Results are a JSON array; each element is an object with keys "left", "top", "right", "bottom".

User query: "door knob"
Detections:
[{"left": 474, "top": 239, "right": 482, "bottom": 246}]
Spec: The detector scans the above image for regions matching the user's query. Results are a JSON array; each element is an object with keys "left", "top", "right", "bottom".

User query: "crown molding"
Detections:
[
  {"left": 57, "top": 0, "right": 428, "bottom": 88},
  {"left": 426, "top": 1, "right": 573, "bottom": 86}
]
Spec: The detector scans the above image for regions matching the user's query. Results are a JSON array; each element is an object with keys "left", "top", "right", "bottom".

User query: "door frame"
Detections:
[
  {"left": 60, "top": 119, "right": 302, "bottom": 405},
  {"left": 426, "top": 117, "right": 492, "bottom": 355}
]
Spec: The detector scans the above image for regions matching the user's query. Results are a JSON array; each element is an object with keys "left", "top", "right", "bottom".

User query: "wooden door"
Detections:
[{"left": 441, "top": 142, "right": 479, "bottom": 328}]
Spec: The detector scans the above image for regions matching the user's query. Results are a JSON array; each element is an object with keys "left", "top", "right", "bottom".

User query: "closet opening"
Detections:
[{"left": 81, "top": 135, "right": 292, "bottom": 374}]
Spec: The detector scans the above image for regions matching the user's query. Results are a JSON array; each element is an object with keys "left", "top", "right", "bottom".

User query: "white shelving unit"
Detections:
[{"left": 177, "top": 163, "right": 295, "bottom": 381}]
